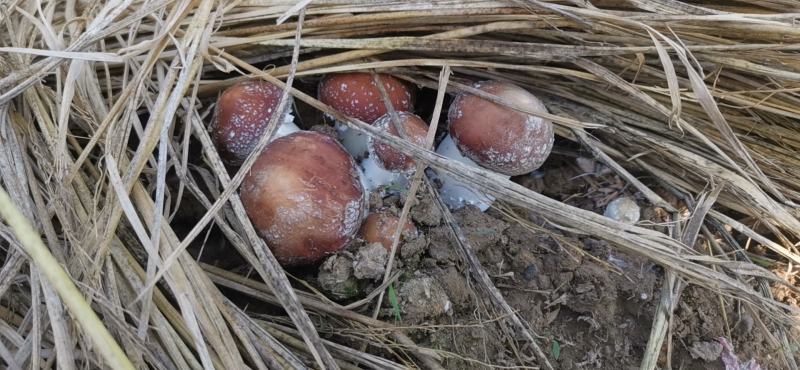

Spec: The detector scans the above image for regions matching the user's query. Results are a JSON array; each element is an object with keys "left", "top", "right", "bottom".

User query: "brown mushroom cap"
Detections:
[
  {"left": 359, "top": 209, "right": 418, "bottom": 253},
  {"left": 447, "top": 80, "right": 554, "bottom": 176},
  {"left": 211, "top": 79, "right": 290, "bottom": 165},
  {"left": 368, "top": 112, "right": 429, "bottom": 172},
  {"left": 240, "top": 131, "right": 367, "bottom": 266},
  {"left": 318, "top": 73, "right": 414, "bottom": 124}
]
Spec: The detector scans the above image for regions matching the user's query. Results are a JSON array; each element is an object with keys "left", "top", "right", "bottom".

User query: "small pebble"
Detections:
[
  {"left": 603, "top": 196, "right": 640, "bottom": 225},
  {"left": 575, "top": 157, "right": 596, "bottom": 174}
]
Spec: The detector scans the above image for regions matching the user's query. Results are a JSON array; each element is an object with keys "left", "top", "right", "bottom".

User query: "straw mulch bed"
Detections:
[{"left": 0, "top": 1, "right": 798, "bottom": 369}]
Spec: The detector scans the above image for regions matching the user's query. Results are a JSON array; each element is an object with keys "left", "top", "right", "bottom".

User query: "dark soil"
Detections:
[{"left": 365, "top": 158, "right": 785, "bottom": 370}]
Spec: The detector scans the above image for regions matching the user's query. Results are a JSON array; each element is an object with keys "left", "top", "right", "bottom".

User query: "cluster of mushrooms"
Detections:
[{"left": 209, "top": 73, "right": 554, "bottom": 266}]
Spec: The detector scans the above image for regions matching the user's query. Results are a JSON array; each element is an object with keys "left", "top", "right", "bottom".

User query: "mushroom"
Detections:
[
  {"left": 359, "top": 209, "right": 418, "bottom": 253},
  {"left": 211, "top": 79, "right": 299, "bottom": 165},
  {"left": 435, "top": 80, "right": 554, "bottom": 210},
  {"left": 240, "top": 131, "right": 367, "bottom": 266},
  {"left": 318, "top": 72, "right": 414, "bottom": 159},
  {"left": 361, "top": 112, "right": 429, "bottom": 192}
]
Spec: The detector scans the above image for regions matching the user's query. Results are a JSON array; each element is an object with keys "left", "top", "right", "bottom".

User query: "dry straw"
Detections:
[{"left": 0, "top": 0, "right": 798, "bottom": 369}]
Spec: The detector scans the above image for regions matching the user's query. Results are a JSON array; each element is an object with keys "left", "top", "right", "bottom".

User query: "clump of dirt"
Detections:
[
  {"left": 426, "top": 226, "right": 460, "bottom": 264},
  {"left": 353, "top": 243, "right": 389, "bottom": 280},
  {"left": 400, "top": 233, "right": 427, "bottom": 262},
  {"left": 453, "top": 206, "right": 509, "bottom": 252},
  {"left": 430, "top": 266, "right": 472, "bottom": 307},
  {"left": 398, "top": 273, "right": 452, "bottom": 322},
  {"left": 520, "top": 162, "right": 586, "bottom": 200},
  {"left": 689, "top": 340, "right": 723, "bottom": 362},
  {"left": 368, "top": 190, "right": 385, "bottom": 211},
  {"left": 407, "top": 183, "right": 443, "bottom": 226},
  {"left": 352, "top": 242, "right": 388, "bottom": 280},
  {"left": 492, "top": 221, "right": 658, "bottom": 369},
  {"left": 317, "top": 253, "right": 360, "bottom": 300},
  {"left": 566, "top": 261, "right": 619, "bottom": 323}
]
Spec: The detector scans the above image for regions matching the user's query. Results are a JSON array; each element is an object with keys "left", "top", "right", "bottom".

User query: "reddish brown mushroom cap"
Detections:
[
  {"left": 240, "top": 131, "right": 367, "bottom": 266},
  {"left": 368, "top": 112, "right": 429, "bottom": 172},
  {"left": 318, "top": 73, "right": 414, "bottom": 124},
  {"left": 360, "top": 209, "right": 418, "bottom": 253},
  {"left": 211, "top": 79, "right": 289, "bottom": 165},
  {"left": 447, "top": 80, "right": 554, "bottom": 176}
]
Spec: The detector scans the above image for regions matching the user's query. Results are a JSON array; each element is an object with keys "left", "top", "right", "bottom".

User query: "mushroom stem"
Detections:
[
  {"left": 274, "top": 112, "right": 300, "bottom": 139},
  {"left": 335, "top": 121, "right": 369, "bottom": 160},
  {"left": 433, "top": 134, "right": 509, "bottom": 211},
  {"left": 359, "top": 155, "right": 408, "bottom": 194},
  {"left": 335, "top": 122, "right": 405, "bottom": 195},
  {"left": 334, "top": 123, "right": 406, "bottom": 194}
]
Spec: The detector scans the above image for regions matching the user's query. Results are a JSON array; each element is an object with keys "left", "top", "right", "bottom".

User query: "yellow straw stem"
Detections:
[{"left": 0, "top": 185, "right": 135, "bottom": 370}]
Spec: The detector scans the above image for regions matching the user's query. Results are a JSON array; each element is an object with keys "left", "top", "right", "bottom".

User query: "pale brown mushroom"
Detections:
[
  {"left": 368, "top": 112, "right": 429, "bottom": 173},
  {"left": 210, "top": 79, "right": 297, "bottom": 165},
  {"left": 318, "top": 72, "right": 414, "bottom": 124},
  {"left": 448, "top": 80, "right": 554, "bottom": 176},
  {"left": 359, "top": 209, "right": 418, "bottom": 253},
  {"left": 240, "top": 131, "right": 367, "bottom": 266}
]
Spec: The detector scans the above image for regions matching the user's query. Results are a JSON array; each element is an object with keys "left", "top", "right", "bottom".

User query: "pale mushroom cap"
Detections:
[
  {"left": 368, "top": 112, "right": 429, "bottom": 173},
  {"left": 211, "top": 79, "right": 291, "bottom": 165},
  {"left": 240, "top": 131, "right": 367, "bottom": 266},
  {"left": 448, "top": 80, "right": 554, "bottom": 176},
  {"left": 360, "top": 209, "right": 418, "bottom": 252}
]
